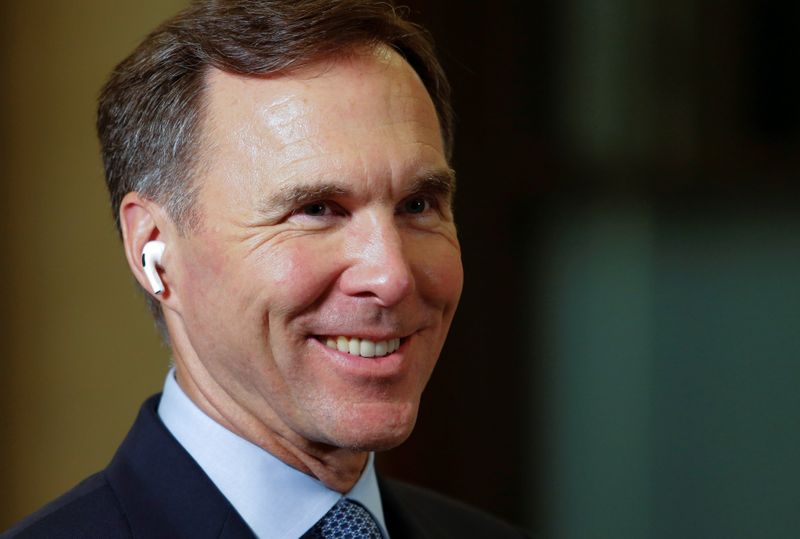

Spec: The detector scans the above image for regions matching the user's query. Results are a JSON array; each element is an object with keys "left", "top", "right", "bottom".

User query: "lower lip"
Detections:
[{"left": 310, "top": 337, "right": 409, "bottom": 377}]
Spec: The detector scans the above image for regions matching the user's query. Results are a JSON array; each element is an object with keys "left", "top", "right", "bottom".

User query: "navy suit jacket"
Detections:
[{"left": 3, "top": 395, "right": 528, "bottom": 538}]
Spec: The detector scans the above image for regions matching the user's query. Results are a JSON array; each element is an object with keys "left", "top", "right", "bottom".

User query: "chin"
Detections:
[{"left": 325, "top": 400, "right": 420, "bottom": 452}]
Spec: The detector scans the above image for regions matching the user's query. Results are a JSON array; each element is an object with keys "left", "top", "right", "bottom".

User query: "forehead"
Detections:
[{"left": 199, "top": 48, "right": 445, "bottom": 191}]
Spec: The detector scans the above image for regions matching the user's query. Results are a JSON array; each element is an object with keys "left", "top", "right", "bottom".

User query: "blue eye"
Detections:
[
  {"left": 404, "top": 197, "right": 428, "bottom": 214},
  {"left": 301, "top": 203, "right": 328, "bottom": 216}
]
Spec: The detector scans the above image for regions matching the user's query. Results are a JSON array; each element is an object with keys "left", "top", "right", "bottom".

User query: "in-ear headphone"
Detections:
[{"left": 141, "top": 241, "right": 166, "bottom": 295}]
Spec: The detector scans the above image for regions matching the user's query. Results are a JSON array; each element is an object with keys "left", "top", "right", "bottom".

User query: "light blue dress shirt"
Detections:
[{"left": 157, "top": 369, "right": 389, "bottom": 539}]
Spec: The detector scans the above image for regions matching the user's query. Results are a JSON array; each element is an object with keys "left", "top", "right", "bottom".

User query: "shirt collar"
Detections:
[{"left": 157, "top": 368, "right": 388, "bottom": 539}]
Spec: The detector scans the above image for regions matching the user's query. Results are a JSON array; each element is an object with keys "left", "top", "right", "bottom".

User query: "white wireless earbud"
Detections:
[{"left": 141, "top": 241, "right": 166, "bottom": 295}]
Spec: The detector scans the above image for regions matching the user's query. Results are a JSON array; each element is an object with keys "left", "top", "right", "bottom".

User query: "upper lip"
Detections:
[
  {"left": 305, "top": 315, "right": 430, "bottom": 342},
  {"left": 314, "top": 332, "right": 408, "bottom": 341}
]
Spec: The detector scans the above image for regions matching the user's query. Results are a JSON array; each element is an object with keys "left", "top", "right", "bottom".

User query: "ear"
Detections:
[{"left": 120, "top": 192, "right": 172, "bottom": 299}]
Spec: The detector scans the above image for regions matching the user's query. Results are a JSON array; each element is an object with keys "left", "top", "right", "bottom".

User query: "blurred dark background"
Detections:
[{"left": 2, "top": 1, "right": 799, "bottom": 538}]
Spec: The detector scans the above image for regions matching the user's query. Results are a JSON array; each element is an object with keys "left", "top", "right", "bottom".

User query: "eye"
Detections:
[
  {"left": 286, "top": 200, "right": 345, "bottom": 226},
  {"left": 402, "top": 197, "right": 431, "bottom": 214},
  {"left": 301, "top": 202, "right": 329, "bottom": 216}
]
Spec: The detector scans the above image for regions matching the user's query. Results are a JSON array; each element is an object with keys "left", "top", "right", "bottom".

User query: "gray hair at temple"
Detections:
[{"left": 96, "top": 0, "right": 453, "bottom": 340}]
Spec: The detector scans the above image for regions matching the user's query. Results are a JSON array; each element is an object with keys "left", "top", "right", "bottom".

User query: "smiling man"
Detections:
[{"left": 2, "top": 2, "right": 526, "bottom": 538}]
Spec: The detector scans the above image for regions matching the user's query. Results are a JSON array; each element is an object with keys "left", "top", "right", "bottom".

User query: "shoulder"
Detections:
[
  {"left": 379, "top": 478, "right": 530, "bottom": 539},
  {"left": 1, "top": 472, "right": 130, "bottom": 539}
]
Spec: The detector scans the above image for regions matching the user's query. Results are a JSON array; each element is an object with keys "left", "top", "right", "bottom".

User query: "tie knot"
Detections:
[{"left": 304, "top": 498, "right": 382, "bottom": 539}]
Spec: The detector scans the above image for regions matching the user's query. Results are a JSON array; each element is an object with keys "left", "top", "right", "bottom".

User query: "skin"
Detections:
[{"left": 121, "top": 47, "right": 463, "bottom": 493}]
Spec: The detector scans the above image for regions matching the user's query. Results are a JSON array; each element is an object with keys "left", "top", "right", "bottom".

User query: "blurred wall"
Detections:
[
  {"left": 389, "top": 1, "right": 800, "bottom": 537},
  {"left": 0, "top": 1, "right": 188, "bottom": 529}
]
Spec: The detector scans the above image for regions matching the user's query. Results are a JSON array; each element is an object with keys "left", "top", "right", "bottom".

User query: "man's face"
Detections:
[{"left": 165, "top": 48, "right": 463, "bottom": 452}]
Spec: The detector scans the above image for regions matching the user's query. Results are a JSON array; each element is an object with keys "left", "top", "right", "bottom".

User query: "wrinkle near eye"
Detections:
[{"left": 238, "top": 224, "right": 329, "bottom": 258}]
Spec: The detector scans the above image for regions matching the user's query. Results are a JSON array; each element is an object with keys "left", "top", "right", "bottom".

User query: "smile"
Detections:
[{"left": 320, "top": 336, "right": 402, "bottom": 358}]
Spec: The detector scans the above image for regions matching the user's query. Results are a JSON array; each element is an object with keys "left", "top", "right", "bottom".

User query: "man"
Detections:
[{"left": 3, "top": 1, "right": 527, "bottom": 538}]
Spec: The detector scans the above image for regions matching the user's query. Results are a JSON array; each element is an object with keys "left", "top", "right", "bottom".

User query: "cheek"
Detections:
[
  {"left": 263, "top": 244, "right": 306, "bottom": 286},
  {"left": 257, "top": 240, "right": 341, "bottom": 314},
  {"left": 179, "top": 240, "right": 234, "bottom": 315},
  {"left": 417, "top": 242, "right": 464, "bottom": 308}
]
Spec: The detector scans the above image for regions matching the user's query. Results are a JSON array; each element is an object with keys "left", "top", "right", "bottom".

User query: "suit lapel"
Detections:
[
  {"left": 218, "top": 510, "right": 259, "bottom": 539},
  {"left": 105, "top": 395, "right": 256, "bottom": 539},
  {"left": 378, "top": 477, "right": 435, "bottom": 539}
]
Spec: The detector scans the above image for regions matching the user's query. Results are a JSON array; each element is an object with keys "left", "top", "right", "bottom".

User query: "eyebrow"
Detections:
[{"left": 406, "top": 168, "right": 457, "bottom": 202}]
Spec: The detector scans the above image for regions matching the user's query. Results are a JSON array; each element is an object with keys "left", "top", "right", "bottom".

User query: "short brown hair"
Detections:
[{"left": 97, "top": 0, "right": 453, "bottom": 338}]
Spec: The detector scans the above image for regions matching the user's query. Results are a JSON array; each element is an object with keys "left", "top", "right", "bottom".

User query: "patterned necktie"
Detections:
[{"left": 303, "top": 498, "right": 383, "bottom": 539}]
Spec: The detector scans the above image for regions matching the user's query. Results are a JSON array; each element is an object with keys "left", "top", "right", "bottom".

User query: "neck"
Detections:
[{"left": 170, "top": 353, "right": 368, "bottom": 493}]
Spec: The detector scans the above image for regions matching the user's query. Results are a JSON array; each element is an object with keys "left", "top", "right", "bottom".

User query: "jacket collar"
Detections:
[{"left": 105, "top": 394, "right": 255, "bottom": 539}]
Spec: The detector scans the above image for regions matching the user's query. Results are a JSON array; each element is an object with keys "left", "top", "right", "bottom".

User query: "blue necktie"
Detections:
[{"left": 303, "top": 498, "right": 383, "bottom": 539}]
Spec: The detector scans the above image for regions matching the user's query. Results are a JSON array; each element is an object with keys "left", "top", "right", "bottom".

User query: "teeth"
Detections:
[
  {"left": 360, "top": 340, "right": 375, "bottom": 357},
  {"left": 322, "top": 336, "right": 401, "bottom": 358}
]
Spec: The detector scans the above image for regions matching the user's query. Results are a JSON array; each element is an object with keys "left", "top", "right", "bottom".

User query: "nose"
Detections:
[{"left": 339, "top": 214, "right": 414, "bottom": 306}]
